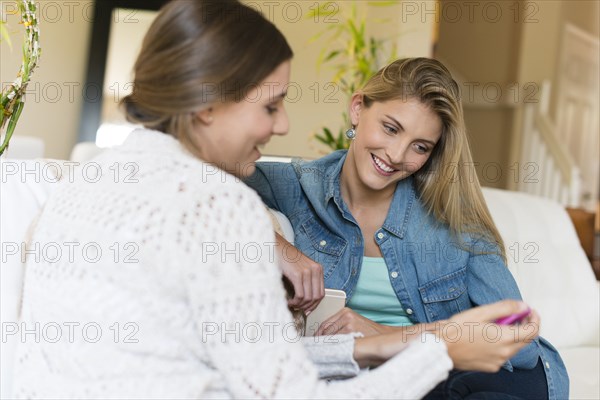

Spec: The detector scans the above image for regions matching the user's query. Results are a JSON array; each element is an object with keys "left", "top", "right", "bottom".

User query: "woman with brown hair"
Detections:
[{"left": 14, "top": 2, "right": 538, "bottom": 399}]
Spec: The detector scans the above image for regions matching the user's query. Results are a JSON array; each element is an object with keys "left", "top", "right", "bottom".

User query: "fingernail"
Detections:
[{"left": 305, "top": 310, "right": 312, "bottom": 316}]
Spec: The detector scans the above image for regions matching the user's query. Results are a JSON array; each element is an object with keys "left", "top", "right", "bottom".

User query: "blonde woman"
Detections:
[{"left": 245, "top": 58, "right": 568, "bottom": 399}]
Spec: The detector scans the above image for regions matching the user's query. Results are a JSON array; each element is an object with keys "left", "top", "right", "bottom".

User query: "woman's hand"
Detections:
[
  {"left": 442, "top": 300, "right": 540, "bottom": 373},
  {"left": 347, "top": 300, "right": 539, "bottom": 371},
  {"left": 275, "top": 232, "right": 325, "bottom": 313},
  {"left": 315, "top": 307, "right": 397, "bottom": 336}
]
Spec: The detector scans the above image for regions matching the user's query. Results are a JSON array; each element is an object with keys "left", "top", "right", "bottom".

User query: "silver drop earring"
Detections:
[{"left": 345, "top": 127, "right": 356, "bottom": 140}]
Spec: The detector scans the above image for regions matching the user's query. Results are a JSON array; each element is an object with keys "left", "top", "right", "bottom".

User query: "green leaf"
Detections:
[
  {"left": 323, "top": 127, "right": 335, "bottom": 142},
  {"left": 305, "top": 2, "right": 337, "bottom": 20},
  {"left": 314, "top": 134, "right": 331, "bottom": 146},
  {"left": 307, "top": 29, "right": 327, "bottom": 44},
  {"left": 336, "top": 128, "right": 346, "bottom": 150},
  {"left": 0, "top": 100, "right": 23, "bottom": 156},
  {"left": 323, "top": 50, "right": 340, "bottom": 62},
  {"left": 305, "top": 0, "right": 399, "bottom": 153},
  {"left": 0, "top": 21, "right": 12, "bottom": 49}
]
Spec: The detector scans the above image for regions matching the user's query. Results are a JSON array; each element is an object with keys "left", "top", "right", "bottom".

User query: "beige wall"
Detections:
[
  {"left": 510, "top": 0, "right": 599, "bottom": 192},
  {"left": 1, "top": 0, "right": 597, "bottom": 166},
  {"left": 2, "top": 0, "right": 596, "bottom": 168},
  {"left": 437, "top": 0, "right": 524, "bottom": 189},
  {"left": 1, "top": 1, "right": 433, "bottom": 160},
  {"left": 507, "top": 0, "right": 562, "bottom": 190},
  {"left": 548, "top": 0, "right": 600, "bottom": 118},
  {"left": 255, "top": 1, "right": 349, "bottom": 158},
  {"left": 562, "top": 0, "right": 599, "bottom": 37},
  {"left": 1, "top": 0, "right": 93, "bottom": 159},
  {"left": 437, "top": 0, "right": 599, "bottom": 190}
]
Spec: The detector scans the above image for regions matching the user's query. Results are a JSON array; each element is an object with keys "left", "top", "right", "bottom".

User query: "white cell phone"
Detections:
[{"left": 304, "top": 288, "right": 346, "bottom": 336}]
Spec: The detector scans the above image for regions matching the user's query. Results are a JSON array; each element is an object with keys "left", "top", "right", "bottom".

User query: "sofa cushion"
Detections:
[
  {"left": 560, "top": 346, "right": 600, "bottom": 399},
  {"left": 482, "top": 187, "right": 599, "bottom": 348},
  {"left": 0, "top": 159, "right": 61, "bottom": 399}
]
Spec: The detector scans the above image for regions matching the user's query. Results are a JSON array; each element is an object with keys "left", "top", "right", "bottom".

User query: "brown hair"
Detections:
[
  {"left": 360, "top": 58, "right": 506, "bottom": 261},
  {"left": 121, "top": 0, "right": 293, "bottom": 155}
]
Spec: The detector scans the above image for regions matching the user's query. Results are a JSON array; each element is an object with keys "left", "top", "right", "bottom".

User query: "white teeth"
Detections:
[{"left": 373, "top": 155, "right": 395, "bottom": 173}]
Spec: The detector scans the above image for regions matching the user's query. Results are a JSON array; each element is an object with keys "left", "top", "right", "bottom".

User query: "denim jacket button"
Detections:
[
  {"left": 390, "top": 271, "right": 398, "bottom": 279},
  {"left": 406, "top": 308, "right": 413, "bottom": 315},
  {"left": 319, "top": 240, "right": 327, "bottom": 247},
  {"left": 545, "top": 361, "right": 550, "bottom": 369},
  {"left": 377, "top": 232, "right": 384, "bottom": 239}
]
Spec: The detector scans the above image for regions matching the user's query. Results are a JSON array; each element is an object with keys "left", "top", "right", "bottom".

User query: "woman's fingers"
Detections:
[
  {"left": 314, "top": 308, "right": 393, "bottom": 337},
  {"left": 445, "top": 302, "right": 541, "bottom": 372},
  {"left": 513, "top": 309, "right": 540, "bottom": 344},
  {"left": 311, "top": 265, "right": 325, "bottom": 308},
  {"left": 315, "top": 309, "right": 345, "bottom": 336},
  {"left": 453, "top": 300, "right": 529, "bottom": 324},
  {"left": 276, "top": 233, "right": 325, "bottom": 312}
]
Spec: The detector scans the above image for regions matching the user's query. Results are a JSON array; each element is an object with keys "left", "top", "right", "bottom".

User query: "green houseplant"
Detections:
[
  {"left": 0, "top": 0, "right": 41, "bottom": 156},
  {"left": 307, "top": 1, "right": 398, "bottom": 152}
]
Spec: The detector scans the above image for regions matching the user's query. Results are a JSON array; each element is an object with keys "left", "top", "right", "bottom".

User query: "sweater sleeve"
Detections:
[
  {"left": 179, "top": 182, "right": 452, "bottom": 399},
  {"left": 301, "top": 334, "right": 362, "bottom": 380}
]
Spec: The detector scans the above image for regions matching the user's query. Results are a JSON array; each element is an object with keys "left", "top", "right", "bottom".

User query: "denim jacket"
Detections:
[{"left": 245, "top": 150, "right": 568, "bottom": 399}]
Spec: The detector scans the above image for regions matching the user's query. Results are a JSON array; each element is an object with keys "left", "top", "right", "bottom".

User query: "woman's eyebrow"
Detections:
[
  {"left": 384, "top": 114, "right": 438, "bottom": 145},
  {"left": 271, "top": 91, "right": 288, "bottom": 102},
  {"left": 421, "top": 138, "right": 437, "bottom": 146},
  {"left": 384, "top": 114, "right": 404, "bottom": 132}
]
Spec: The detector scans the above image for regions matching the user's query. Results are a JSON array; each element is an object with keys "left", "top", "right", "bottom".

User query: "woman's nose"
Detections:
[
  {"left": 388, "top": 144, "right": 408, "bottom": 166},
  {"left": 273, "top": 107, "right": 289, "bottom": 136},
  {"left": 388, "top": 144, "right": 418, "bottom": 172}
]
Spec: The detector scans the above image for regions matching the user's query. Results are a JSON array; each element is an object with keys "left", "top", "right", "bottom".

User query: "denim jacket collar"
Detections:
[
  {"left": 322, "top": 151, "right": 345, "bottom": 206},
  {"left": 382, "top": 178, "right": 416, "bottom": 240}
]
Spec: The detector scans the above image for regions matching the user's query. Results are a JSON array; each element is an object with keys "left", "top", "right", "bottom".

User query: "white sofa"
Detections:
[{"left": 1, "top": 157, "right": 599, "bottom": 399}]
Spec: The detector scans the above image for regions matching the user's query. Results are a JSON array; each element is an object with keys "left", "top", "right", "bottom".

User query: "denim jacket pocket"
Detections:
[
  {"left": 296, "top": 218, "right": 347, "bottom": 280},
  {"left": 418, "top": 267, "right": 468, "bottom": 321}
]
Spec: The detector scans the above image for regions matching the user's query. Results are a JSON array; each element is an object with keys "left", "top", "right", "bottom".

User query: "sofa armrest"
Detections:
[{"left": 266, "top": 209, "right": 294, "bottom": 243}]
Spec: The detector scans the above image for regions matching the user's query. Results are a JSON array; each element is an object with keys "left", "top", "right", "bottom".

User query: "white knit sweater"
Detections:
[{"left": 14, "top": 129, "right": 452, "bottom": 399}]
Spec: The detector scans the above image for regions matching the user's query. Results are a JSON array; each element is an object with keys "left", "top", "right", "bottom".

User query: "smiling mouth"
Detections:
[{"left": 371, "top": 154, "right": 397, "bottom": 175}]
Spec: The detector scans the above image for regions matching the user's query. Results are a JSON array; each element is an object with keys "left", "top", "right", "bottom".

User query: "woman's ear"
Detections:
[
  {"left": 195, "top": 108, "right": 214, "bottom": 125},
  {"left": 349, "top": 93, "right": 363, "bottom": 126}
]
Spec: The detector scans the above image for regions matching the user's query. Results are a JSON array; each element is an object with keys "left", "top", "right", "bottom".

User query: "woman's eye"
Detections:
[
  {"left": 414, "top": 144, "right": 429, "bottom": 154},
  {"left": 383, "top": 124, "right": 397, "bottom": 134},
  {"left": 266, "top": 105, "right": 278, "bottom": 115}
]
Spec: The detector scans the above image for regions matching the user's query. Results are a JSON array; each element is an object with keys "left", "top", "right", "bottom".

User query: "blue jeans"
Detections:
[{"left": 424, "top": 358, "right": 549, "bottom": 400}]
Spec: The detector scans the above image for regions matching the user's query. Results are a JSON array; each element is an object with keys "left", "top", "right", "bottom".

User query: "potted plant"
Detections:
[
  {"left": 307, "top": 1, "right": 398, "bottom": 152},
  {"left": 0, "top": 0, "right": 41, "bottom": 156}
]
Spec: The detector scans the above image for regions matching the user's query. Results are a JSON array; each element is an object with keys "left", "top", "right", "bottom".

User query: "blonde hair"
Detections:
[
  {"left": 121, "top": 0, "right": 293, "bottom": 156},
  {"left": 360, "top": 58, "right": 506, "bottom": 261}
]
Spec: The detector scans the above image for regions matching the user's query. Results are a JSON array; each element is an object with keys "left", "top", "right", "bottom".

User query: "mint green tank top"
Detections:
[{"left": 346, "top": 257, "right": 414, "bottom": 326}]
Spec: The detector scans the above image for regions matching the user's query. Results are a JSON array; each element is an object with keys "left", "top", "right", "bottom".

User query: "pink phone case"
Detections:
[{"left": 495, "top": 308, "right": 531, "bottom": 325}]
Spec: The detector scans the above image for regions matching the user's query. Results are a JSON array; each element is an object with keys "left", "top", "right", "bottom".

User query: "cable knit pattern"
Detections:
[{"left": 14, "top": 129, "right": 452, "bottom": 399}]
